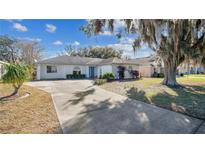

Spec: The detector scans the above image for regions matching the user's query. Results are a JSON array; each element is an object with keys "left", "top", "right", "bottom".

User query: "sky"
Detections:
[{"left": 0, "top": 19, "right": 153, "bottom": 59}]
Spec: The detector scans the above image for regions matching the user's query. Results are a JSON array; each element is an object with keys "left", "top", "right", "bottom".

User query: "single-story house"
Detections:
[
  {"left": 0, "top": 61, "right": 7, "bottom": 79},
  {"left": 36, "top": 55, "right": 162, "bottom": 80}
]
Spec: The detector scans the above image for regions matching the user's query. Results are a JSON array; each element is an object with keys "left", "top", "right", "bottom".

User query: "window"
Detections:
[
  {"left": 73, "top": 67, "right": 81, "bottom": 75},
  {"left": 47, "top": 66, "right": 57, "bottom": 73}
]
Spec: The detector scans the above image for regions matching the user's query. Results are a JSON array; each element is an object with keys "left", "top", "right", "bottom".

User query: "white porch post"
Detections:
[{"left": 37, "top": 64, "right": 41, "bottom": 80}]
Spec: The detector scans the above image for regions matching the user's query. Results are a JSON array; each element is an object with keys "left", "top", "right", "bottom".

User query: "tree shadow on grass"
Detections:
[
  {"left": 126, "top": 87, "right": 151, "bottom": 104},
  {"left": 125, "top": 85, "right": 205, "bottom": 119}
]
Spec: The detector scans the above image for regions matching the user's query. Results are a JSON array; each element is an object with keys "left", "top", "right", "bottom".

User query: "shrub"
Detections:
[
  {"left": 66, "top": 74, "right": 86, "bottom": 79},
  {"left": 102, "top": 73, "right": 115, "bottom": 81},
  {"left": 130, "top": 70, "right": 140, "bottom": 79},
  {"left": 94, "top": 79, "right": 107, "bottom": 85},
  {"left": 152, "top": 72, "right": 164, "bottom": 78},
  {"left": 158, "top": 73, "right": 164, "bottom": 78},
  {"left": 152, "top": 72, "right": 158, "bottom": 78}
]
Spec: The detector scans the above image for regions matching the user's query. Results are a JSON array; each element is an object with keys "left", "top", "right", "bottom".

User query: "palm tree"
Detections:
[
  {"left": 81, "top": 19, "right": 205, "bottom": 87},
  {"left": 2, "top": 63, "right": 31, "bottom": 97}
]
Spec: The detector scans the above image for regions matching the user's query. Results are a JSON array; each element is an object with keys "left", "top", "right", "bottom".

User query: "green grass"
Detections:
[
  {"left": 101, "top": 76, "right": 205, "bottom": 119},
  {"left": 178, "top": 75, "right": 205, "bottom": 83},
  {"left": 184, "top": 74, "right": 205, "bottom": 78}
]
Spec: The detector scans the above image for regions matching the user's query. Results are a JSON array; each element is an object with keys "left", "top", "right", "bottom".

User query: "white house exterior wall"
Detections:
[
  {"left": 86, "top": 66, "right": 90, "bottom": 78},
  {"left": 38, "top": 64, "right": 91, "bottom": 80},
  {"left": 40, "top": 64, "right": 65, "bottom": 79},
  {"left": 97, "top": 65, "right": 113, "bottom": 78},
  {"left": 111, "top": 65, "right": 119, "bottom": 79},
  {"left": 37, "top": 62, "right": 160, "bottom": 80},
  {"left": 63, "top": 65, "right": 87, "bottom": 76},
  {"left": 94, "top": 66, "right": 98, "bottom": 78},
  {"left": 37, "top": 64, "right": 41, "bottom": 80},
  {"left": 96, "top": 66, "right": 101, "bottom": 78}
]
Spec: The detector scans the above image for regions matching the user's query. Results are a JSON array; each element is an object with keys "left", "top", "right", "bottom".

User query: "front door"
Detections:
[{"left": 89, "top": 67, "right": 95, "bottom": 78}]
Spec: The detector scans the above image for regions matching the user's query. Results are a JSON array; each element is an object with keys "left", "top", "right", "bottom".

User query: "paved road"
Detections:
[{"left": 28, "top": 80, "right": 204, "bottom": 134}]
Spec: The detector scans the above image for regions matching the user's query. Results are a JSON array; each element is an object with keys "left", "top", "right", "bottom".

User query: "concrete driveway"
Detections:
[{"left": 28, "top": 80, "right": 204, "bottom": 134}]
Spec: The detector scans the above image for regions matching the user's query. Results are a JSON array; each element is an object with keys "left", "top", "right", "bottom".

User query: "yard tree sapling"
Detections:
[{"left": 2, "top": 63, "right": 31, "bottom": 97}]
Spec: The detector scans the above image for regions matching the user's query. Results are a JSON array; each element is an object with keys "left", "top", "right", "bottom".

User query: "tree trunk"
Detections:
[
  {"left": 10, "top": 84, "right": 22, "bottom": 96},
  {"left": 0, "top": 84, "right": 21, "bottom": 101},
  {"left": 11, "top": 87, "right": 19, "bottom": 96},
  {"left": 11, "top": 84, "right": 21, "bottom": 96},
  {"left": 162, "top": 60, "right": 179, "bottom": 87}
]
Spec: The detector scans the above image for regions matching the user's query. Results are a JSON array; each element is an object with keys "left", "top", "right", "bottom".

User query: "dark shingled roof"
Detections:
[
  {"left": 37, "top": 55, "right": 155, "bottom": 66},
  {"left": 37, "top": 55, "right": 102, "bottom": 65},
  {"left": 98, "top": 57, "right": 141, "bottom": 65},
  {"left": 127, "top": 56, "right": 155, "bottom": 66}
]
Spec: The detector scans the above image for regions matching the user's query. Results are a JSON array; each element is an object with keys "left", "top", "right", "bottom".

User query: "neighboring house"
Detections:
[
  {"left": 177, "top": 61, "right": 205, "bottom": 75},
  {"left": 36, "top": 55, "right": 162, "bottom": 80},
  {"left": 0, "top": 61, "right": 7, "bottom": 79}
]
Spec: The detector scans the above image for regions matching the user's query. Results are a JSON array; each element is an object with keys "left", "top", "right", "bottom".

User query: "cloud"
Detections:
[
  {"left": 45, "top": 24, "right": 56, "bottom": 33},
  {"left": 53, "top": 40, "right": 63, "bottom": 45},
  {"left": 99, "top": 30, "right": 112, "bottom": 36},
  {"left": 119, "top": 37, "right": 134, "bottom": 44},
  {"left": 73, "top": 41, "right": 80, "bottom": 46},
  {"left": 107, "top": 37, "right": 153, "bottom": 58},
  {"left": 108, "top": 43, "right": 134, "bottom": 56},
  {"left": 99, "top": 20, "right": 126, "bottom": 36},
  {"left": 99, "top": 20, "right": 125, "bottom": 36},
  {"left": 13, "top": 23, "right": 28, "bottom": 32},
  {"left": 17, "top": 37, "right": 42, "bottom": 42},
  {"left": 113, "top": 20, "right": 126, "bottom": 31},
  {"left": 85, "top": 19, "right": 90, "bottom": 22}
]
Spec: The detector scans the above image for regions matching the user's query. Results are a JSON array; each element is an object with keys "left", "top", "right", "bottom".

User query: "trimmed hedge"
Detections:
[
  {"left": 102, "top": 73, "right": 115, "bottom": 81},
  {"left": 152, "top": 72, "right": 164, "bottom": 78},
  {"left": 66, "top": 74, "right": 86, "bottom": 79}
]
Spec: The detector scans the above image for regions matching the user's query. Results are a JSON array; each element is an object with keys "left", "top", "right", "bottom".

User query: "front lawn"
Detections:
[
  {"left": 0, "top": 83, "right": 62, "bottom": 133},
  {"left": 101, "top": 76, "right": 205, "bottom": 119},
  {"left": 184, "top": 74, "right": 205, "bottom": 78}
]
